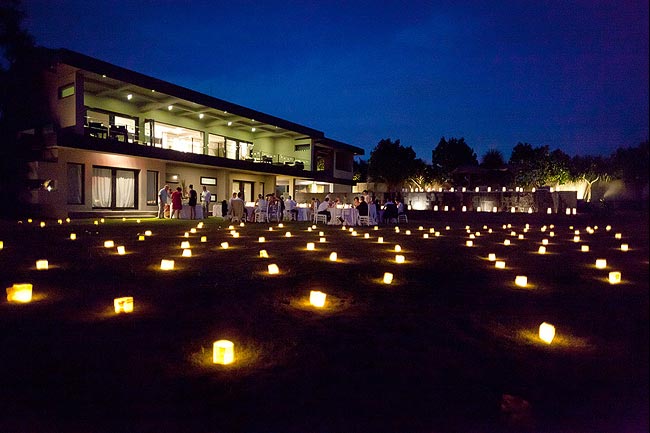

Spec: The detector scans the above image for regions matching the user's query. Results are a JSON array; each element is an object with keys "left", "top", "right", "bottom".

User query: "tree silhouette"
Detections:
[
  {"left": 509, "top": 142, "right": 569, "bottom": 188},
  {"left": 480, "top": 149, "right": 505, "bottom": 169},
  {"left": 569, "top": 154, "right": 610, "bottom": 202},
  {"left": 431, "top": 137, "right": 478, "bottom": 183},
  {"left": 353, "top": 158, "right": 368, "bottom": 182},
  {"left": 1, "top": 1, "right": 51, "bottom": 216},
  {"left": 368, "top": 138, "right": 419, "bottom": 193},
  {"left": 611, "top": 140, "right": 649, "bottom": 202}
]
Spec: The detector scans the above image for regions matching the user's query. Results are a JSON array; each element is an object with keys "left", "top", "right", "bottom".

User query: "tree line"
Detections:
[{"left": 355, "top": 137, "right": 649, "bottom": 202}]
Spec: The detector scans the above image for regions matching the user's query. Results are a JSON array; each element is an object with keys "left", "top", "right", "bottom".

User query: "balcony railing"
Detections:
[{"left": 83, "top": 124, "right": 309, "bottom": 170}]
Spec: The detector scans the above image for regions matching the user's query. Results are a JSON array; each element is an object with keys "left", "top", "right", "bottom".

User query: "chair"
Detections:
[
  {"left": 357, "top": 215, "right": 370, "bottom": 226},
  {"left": 255, "top": 209, "right": 267, "bottom": 223},
  {"left": 397, "top": 214, "right": 408, "bottom": 224},
  {"left": 267, "top": 203, "right": 281, "bottom": 223},
  {"left": 254, "top": 202, "right": 268, "bottom": 223},
  {"left": 314, "top": 213, "right": 328, "bottom": 224},
  {"left": 230, "top": 199, "right": 245, "bottom": 223},
  {"left": 283, "top": 209, "right": 293, "bottom": 221},
  {"left": 383, "top": 203, "right": 398, "bottom": 224}
]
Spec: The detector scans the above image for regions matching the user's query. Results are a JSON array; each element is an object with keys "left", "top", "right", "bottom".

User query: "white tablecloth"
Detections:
[
  {"left": 328, "top": 207, "right": 358, "bottom": 225},
  {"left": 246, "top": 206, "right": 256, "bottom": 222},
  {"left": 296, "top": 208, "right": 312, "bottom": 221},
  {"left": 178, "top": 204, "right": 203, "bottom": 219}
]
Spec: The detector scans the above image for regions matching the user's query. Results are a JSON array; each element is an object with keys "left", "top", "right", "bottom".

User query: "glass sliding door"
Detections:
[
  {"left": 146, "top": 171, "right": 158, "bottom": 205},
  {"left": 231, "top": 180, "right": 254, "bottom": 202},
  {"left": 115, "top": 170, "right": 135, "bottom": 208},
  {"left": 92, "top": 166, "right": 138, "bottom": 209},
  {"left": 92, "top": 167, "right": 112, "bottom": 208}
]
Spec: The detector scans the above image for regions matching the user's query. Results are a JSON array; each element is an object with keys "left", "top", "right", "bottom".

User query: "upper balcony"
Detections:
[{"left": 44, "top": 48, "right": 363, "bottom": 181}]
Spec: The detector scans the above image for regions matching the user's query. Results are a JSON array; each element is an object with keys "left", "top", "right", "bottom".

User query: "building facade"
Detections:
[{"left": 23, "top": 49, "right": 363, "bottom": 218}]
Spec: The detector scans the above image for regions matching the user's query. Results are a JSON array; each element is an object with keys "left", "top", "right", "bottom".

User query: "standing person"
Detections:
[
  {"left": 357, "top": 196, "right": 368, "bottom": 216},
  {"left": 188, "top": 185, "right": 198, "bottom": 219},
  {"left": 201, "top": 186, "right": 212, "bottom": 219},
  {"left": 228, "top": 192, "right": 238, "bottom": 219},
  {"left": 368, "top": 196, "right": 378, "bottom": 225},
  {"left": 362, "top": 190, "right": 370, "bottom": 204},
  {"left": 158, "top": 184, "right": 170, "bottom": 218},
  {"left": 171, "top": 187, "right": 183, "bottom": 219}
]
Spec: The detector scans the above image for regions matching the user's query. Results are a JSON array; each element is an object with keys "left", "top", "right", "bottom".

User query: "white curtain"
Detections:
[
  {"left": 92, "top": 167, "right": 112, "bottom": 207},
  {"left": 115, "top": 170, "right": 135, "bottom": 208}
]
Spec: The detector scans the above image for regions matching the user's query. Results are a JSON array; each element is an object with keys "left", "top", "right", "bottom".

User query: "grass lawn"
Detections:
[{"left": 0, "top": 211, "right": 648, "bottom": 433}]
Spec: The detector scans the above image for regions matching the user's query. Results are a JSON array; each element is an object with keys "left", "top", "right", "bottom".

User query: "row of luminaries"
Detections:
[{"left": 3, "top": 219, "right": 632, "bottom": 364}]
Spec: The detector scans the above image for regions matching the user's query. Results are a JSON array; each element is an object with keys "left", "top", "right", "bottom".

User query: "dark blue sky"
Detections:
[{"left": 23, "top": 0, "right": 648, "bottom": 162}]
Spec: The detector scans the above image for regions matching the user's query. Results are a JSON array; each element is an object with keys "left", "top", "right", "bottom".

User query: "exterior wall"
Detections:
[
  {"left": 333, "top": 150, "right": 353, "bottom": 180},
  {"left": 28, "top": 56, "right": 362, "bottom": 218},
  {"left": 43, "top": 67, "right": 77, "bottom": 129},
  {"left": 34, "top": 147, "right": 166, "bottom": 218},
  {"left": 34, "top": 147, "right": 279, "bottom": 218}
]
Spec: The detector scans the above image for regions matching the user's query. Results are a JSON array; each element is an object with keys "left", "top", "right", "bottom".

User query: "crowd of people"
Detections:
[
  {"left": 313, "top": 190, "right": 406, "bottom": 225},
  {"left": 158, "top": 185, "right": 406, "bottom": 224},
  {"left": 157, "top": 184, "right": 212, "bottom": 220}
]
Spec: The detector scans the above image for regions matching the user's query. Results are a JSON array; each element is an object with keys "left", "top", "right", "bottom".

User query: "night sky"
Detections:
[{"left": 22, "top": 0, "right": 649, "bottom": 162}]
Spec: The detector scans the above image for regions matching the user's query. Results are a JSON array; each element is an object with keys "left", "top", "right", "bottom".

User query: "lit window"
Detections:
[{"left": 59, "top": 83, "right": 74, "bottom": 99}]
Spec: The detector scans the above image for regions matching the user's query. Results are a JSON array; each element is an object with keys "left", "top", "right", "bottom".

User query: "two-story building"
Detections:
[{"left": 22, "top": 48, "right": 363, "bottom": 219}]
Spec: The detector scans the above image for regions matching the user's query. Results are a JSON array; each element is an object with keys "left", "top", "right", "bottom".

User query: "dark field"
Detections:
[{"left": 0, "top": 211, "right": 648, "bottom": 433}]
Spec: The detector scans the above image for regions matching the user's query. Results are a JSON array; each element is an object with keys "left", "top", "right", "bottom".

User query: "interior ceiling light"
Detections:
[
  {"left": 251, "top": 127, "right": 256, "bottom": 132},
  {"left": 168, "top": 105, "right": 173, "bottom": 111},
  {"left": 127, "top": 94, "right": 133, "bottom": 100},
  {"left": 199, "top": 113, "right": 204, "bottom": 119},
  {"left": 227, "top": 121, "right": 232, "bottom": 126}
]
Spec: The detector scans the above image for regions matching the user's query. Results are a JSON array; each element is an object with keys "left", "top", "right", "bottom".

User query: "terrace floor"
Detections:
[{"left": 0, "top": 211, "right": 648, "bottom": 432}]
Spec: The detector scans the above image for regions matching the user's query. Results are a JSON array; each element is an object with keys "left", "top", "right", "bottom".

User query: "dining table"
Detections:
[
  {"left": 327, "top": 206, "right": 358, "bottom": 225},
  {"left": 295, "top": 207, "right": 312, "bottom": 222},
  {"left": 178, "top": 202, "right": 203, "bottom": 219}
]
